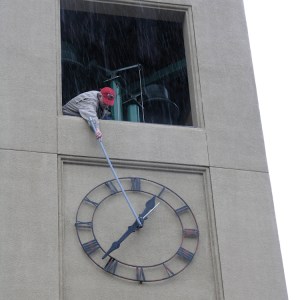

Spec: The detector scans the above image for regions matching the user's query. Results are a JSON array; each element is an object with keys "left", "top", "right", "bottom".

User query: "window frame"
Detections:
[{"left": 57, "top": 0, "right": 203, "bottom": 128}]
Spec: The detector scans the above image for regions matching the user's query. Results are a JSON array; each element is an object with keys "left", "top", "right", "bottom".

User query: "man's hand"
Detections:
[{"left": 95, "top": 128, "right": 103, "bottom": 140}]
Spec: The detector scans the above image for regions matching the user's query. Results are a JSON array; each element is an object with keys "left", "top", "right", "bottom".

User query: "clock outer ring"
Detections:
[{"left": 75, "top": 177, "right": 200, "bottom": 282}]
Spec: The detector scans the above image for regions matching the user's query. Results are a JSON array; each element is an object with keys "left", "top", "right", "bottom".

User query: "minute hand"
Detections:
[
  {"left": 102, "top": 196, "right": 158, "bottom": 259},
  {"left": 102, "top": 219, "right": 141, "bottom": 259}
]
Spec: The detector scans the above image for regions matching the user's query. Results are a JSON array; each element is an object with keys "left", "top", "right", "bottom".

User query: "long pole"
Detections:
[{"left": 89, "top": 118, "right": 142, "bottom": 226}]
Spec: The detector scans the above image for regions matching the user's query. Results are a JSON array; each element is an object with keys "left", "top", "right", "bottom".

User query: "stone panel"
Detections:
[
  {"left": 60, "top": 158, "right": 222, "bottom": 300},
  {"left": 210, "top": 167, "right": 287, "bottom": 300},
  {"left": 0, "top": 150, "right": 58, "bottom": 300},
  {"left": 58, "top": 116, "right": 209, "bottom": 166},
  {"left": 0, "top": 0, "right": 57, "bottom": 152},
  {"left": 193, "top": 0, "right": 268, "bottom": 171},
  {"left": 203, "top": 65, "right": 267, "bottom": 172}
]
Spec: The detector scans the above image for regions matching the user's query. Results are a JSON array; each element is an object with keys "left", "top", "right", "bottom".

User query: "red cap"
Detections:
[{"left": 100, "top": 87, "right": 115, "bottom": 106}]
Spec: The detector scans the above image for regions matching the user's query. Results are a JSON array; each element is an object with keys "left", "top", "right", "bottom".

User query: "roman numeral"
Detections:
[
  {"left": 136, "top": 266, "right": 146, "bottom": 283},
  {"left": 131, "top": 177, "right": 141, "bottom": 191},
  {"left": 183, "top": 229, "right": 199, "bottom": 238},
  {"left": 163, "top": 264, "right": 174, "bottom": 277},
  {"left": 104, "top": 257, "right": 118, "bottom": 274},
  {"left": 175, "top": 205, "right": 189, "bottom": 215},
  {"left": 83, "top": 197, "right": 99, "bottom": 207},
  {"left": 105, "top": 181, "right": 118, "bottom": 194},
  {"left": 176, "top": 247, "right": 194, "bottom": 261},
  {"left": 82, "top": 239, "right": 100, "bottom": 255},
  {"left": 157, "top": 187, "right": 166, "bottom": 198},
  {"left": 75, "top": 221, "right": 93, "bottom": 229}
]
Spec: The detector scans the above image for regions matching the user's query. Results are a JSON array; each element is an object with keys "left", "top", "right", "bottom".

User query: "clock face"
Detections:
[{"left": 75, "top": 177, "right": 199, "bottom": 283}]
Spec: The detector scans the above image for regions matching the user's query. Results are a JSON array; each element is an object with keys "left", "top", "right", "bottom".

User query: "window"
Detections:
[{"left": 61, "top": 0, "right": 196, "bottom": 126}]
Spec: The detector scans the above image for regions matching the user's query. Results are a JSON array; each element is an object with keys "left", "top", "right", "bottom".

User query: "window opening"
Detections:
[{"left": 61, "top": 5, "right": 192, "bottom": 126}]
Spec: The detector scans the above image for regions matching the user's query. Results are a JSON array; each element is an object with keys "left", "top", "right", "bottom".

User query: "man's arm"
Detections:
[{"left": 77, "top": 99, "right": 103, "bottom": 139}]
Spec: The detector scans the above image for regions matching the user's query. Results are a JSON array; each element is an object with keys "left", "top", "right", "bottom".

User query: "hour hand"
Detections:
[
  {"left": 102, "top": 219, "right": 142, "bottom": 259},
  {"left": 139, "top": 196, "right": 156, "bottom": 220}
]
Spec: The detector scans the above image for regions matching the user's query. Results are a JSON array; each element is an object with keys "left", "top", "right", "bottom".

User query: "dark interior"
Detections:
[{"left": 61, "top": 9, "right": 192, "bottom": 126}]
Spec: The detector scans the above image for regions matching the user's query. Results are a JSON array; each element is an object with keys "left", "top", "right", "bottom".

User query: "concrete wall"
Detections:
[{"left": 0, "top": 0, "right": 287, "bottom": 299}]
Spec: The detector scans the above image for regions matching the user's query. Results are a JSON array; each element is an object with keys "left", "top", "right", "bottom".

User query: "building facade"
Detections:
[{"left": 0, "top": 0, "right": 287, "bottom": 299}]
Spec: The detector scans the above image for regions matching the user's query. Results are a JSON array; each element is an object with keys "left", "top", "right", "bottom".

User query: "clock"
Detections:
[{"left": 75, "top": 177, "right": 199, "bottom": 283}]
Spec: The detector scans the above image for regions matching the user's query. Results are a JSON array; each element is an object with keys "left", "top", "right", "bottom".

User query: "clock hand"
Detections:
[
  {"left": 102, "top": 196, "right": 159, "bottom": 259},
  {"left": 139, "top": 195, "right": 156, "bottom": 219},
  {"left": 89, "top": 117, "right": 142, "bottom": 227},
  {"left": 143, "top": 202, "right": 160, "bottom": 219},
  {"left": 102, "top": 218, "right": 142, "bottom": 259}
]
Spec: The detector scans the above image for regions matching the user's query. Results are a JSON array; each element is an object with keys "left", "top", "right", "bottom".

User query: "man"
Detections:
[{"left": 62, "top": 87, "right": 115, "bottom": 140}]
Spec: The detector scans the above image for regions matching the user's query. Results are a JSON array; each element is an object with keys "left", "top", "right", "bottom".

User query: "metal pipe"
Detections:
[{"left": 89, "top": 118, "right": 142, "bottom": 226}]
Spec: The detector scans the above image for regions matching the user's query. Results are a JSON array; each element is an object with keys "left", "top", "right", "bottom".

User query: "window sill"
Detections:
[{"left": 58, "top": 115, "right": 208, "bottom": 166}]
